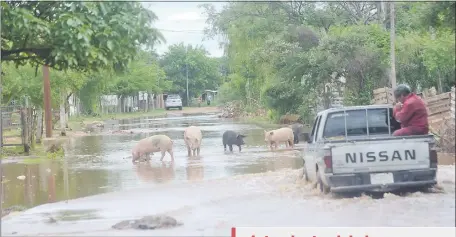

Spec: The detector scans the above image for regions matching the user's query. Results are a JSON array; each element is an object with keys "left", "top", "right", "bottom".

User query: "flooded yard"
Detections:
[{"left": 1, "top": 113, "right": 454, "bottom": 236}]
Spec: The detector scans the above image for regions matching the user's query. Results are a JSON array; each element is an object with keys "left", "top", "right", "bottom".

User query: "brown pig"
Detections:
[
  {"left": 264, "top": 127, "right": 294, "bottom": 150},
  {"left": 184, "top": 126, "right": 203, "bottom": 157},
  {"left": 131, "top": 134, "right": 174, "bottom": 162}
]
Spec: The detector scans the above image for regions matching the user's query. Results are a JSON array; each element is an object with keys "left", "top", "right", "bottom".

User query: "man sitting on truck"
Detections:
[{"left": 392, "top": 84, "right": 429, "bottom": 136}]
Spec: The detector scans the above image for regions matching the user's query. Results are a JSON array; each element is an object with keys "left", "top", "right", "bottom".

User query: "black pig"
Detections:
[
  {"left": 222, "top": 130, "right": 246, "bottom": 152},
  {"left": 290, "top": 123, "right": 304, "bottom": 144}
]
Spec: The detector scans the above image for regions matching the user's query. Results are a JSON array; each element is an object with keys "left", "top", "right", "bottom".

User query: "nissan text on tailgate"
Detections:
[{"left": 301, "top": 104, "right": 438, "bottom": 194}]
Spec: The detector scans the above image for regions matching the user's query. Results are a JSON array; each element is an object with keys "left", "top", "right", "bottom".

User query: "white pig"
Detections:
[
  {"left": 131, "top": 134, "right": 174, "bottom": 162},
  {"left": 184, "top": 126, "right": 203, "bottom": 157},
  {"left": 264, "top": 127, "right": 294, "bottom": 150}
]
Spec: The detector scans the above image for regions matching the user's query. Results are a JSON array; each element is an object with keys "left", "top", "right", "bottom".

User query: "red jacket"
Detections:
[{"left": 393, "top": 93, "right": 429, "bottom": 131}]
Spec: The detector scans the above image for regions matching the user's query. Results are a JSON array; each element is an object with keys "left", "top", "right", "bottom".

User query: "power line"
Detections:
[{"left": 156, "top": 28, "right": 206, "bottom": 34}]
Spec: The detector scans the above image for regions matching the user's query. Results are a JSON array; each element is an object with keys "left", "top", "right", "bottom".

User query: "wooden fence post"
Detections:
[
  {"left": 35, "top": 109, "right": 43, "bottom": 144},
  {"left": 20, "top": 108, "right": 30, "bottom": 153}
]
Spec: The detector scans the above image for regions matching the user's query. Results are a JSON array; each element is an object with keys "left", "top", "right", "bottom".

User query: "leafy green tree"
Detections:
[
  {"left": 1, "top": 62, "right": 88, "bottom": 109},
  {"left": 159, "top": 43, "right": 222, "bottom": 105},
  {"left": 107, "top": 51, "right": 170, "bottom": 109},
  {"left": 1, "top": 62, "right": 44, "bottom": 107},
  {"left": 202, "top": 1, "right": 455, "bottom": 122},
  {"left": 1, "top": 1, "right": 164, "bottom": 71}
]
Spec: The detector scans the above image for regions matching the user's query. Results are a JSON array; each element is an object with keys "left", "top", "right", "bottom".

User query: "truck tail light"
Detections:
[
  {"left": 323, "top": 149, "right": 333, "bottom": 173},
  {"left": 429, "top": 144, "right": 438, "bottom": 168}
]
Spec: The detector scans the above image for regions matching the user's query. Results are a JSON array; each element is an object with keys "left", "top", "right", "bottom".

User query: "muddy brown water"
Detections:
[{"left": 1, "top": 113, "right": 305, "bottom": 209}]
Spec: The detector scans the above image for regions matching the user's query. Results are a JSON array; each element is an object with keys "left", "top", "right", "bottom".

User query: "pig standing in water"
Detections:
[
  {"left": 290, "top": 123, "right": 304, "bottom": 144},
  {"left": 184, "top": 126, "right": 203, "bottom": 157},
  {"left": 264, "top": 127, "right": 294, "bottom": 150},
  {"left": 222, "top": 130, "right": 246, "bottom": 152},
  {"left": 131, "top": 134, "right": 174, "bottom": 162}
]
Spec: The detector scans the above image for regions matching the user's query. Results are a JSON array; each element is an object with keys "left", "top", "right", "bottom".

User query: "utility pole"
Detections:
[
  {"left": 186, "top": 46, "right": 189, "bottom": 107},
  {"left": 43, "top": 65, "right": 53, "bottom": 138},
  {"left": 380, "top": 1, "right": 386, "bottom": 27},
  {"left": 0, "top": 62, "right": 4, "bottom": 216},
  {"left": 429, "top": 26, "right": 443, "bottom": 93},
  {"left": 0, "top": 63, "right": 3, "bottom": 149},
  {"left": 389, "top": 2, "right": 397, "bottom": 90}
]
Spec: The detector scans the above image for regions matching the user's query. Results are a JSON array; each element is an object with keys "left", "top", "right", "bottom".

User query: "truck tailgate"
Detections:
[{"left": 331, "top": 139, "right": 430, "bottom": 174}]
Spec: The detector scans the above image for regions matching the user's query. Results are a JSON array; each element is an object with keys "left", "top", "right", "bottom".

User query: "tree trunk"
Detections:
[
  {"left": 146, "top": 92, "right": 150, "bottom": 112},
  {"left": 152, "top": 94, "right": 155, "bottom": 110}
]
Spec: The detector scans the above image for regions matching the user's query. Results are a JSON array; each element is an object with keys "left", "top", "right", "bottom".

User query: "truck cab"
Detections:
[{"left": 301, "top": 104, "right": 438, "bottom": 194}]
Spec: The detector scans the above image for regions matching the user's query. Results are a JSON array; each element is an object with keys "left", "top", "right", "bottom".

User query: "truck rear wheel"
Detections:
[{"left": 317, "top": 173, "right": 330, "bottom": 194}]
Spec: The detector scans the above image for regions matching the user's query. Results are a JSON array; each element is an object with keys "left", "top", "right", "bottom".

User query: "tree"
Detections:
[
  {"left": 1, "top": 62, "right": 44, "bottom": 107},
  {"left": 159, "top": 43, "right": 222, "bottom": 104},
  {"left": 1, "top": 62, "right": 88, "bottom": 108},
  {"left": 1, "top": 1, "right": 164, "bottom": 71},
  {"left": 104, "top": 51, "right": 170, "bottom": 112},
  {"left": 201, "top": 1, "right": 455, "bottom": 122}
]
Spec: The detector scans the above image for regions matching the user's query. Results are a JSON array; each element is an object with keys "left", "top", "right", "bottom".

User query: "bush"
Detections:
[
  {"left": 216, "top": 73, "right": 248, "bottom": 104},
  {"left": 264, "top": 81, "right": 304, "bottom": 115}
]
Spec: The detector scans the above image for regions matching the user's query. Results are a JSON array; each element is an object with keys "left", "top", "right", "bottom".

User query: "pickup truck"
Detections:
[{"left": 301, "top": 104, "right": 438, "bottom": 194}]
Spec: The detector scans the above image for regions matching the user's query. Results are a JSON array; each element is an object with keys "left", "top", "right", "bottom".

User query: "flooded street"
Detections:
[
  {"left": 1, "top": 113, "right": 455, "bottom": 236},
  {"left": 1, "top": 113, "right": 302, "bottom": 209}
]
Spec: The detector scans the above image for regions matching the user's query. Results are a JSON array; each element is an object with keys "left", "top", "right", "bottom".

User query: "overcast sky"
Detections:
[{"left": 143, "top": 1, "right": 226, "bottom": 58}]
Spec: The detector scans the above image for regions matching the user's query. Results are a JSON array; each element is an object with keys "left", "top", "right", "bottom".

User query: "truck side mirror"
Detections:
[{"left": 302, "top": 133, "right": 311, "bottom": 143}]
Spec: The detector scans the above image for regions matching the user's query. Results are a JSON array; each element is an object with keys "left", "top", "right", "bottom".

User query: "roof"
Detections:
[{"left": 317, "top": 104, "right": 394, "bottom": 116}]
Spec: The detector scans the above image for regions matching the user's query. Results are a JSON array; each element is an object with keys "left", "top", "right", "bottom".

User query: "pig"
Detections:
[
  {"left": 184, "top": 126, "right": 203, "bottom": 157},
  {"left": 290, "top": 123, "right": 304, "bottom": 144},
  {"left": 222, "top": 130, "right": 246, "bottom": 152},
  {"left": 131, "top": 134, "right": 174, "bottom": 162},
  {"left": 264, "top": 127, "right": 294, "bottom": 150}
]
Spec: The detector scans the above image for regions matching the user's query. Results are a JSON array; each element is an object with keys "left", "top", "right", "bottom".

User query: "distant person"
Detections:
[
  {"left": 207, "top": 94, "right": 212, "bottom": 106},
  {"left": 392, "top": 84, "right": 429, "bottom": 136}
]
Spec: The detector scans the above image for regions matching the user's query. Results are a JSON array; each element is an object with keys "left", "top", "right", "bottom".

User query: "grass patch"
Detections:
[
  {"left": 21, "top": 157, "right": 47, "bottom": 164},
  {"left": 0, "top": 146, "right": 26, "bottom": 158},
  {"left": 1, "top": 141, "right": 65, "bottom": 161}
]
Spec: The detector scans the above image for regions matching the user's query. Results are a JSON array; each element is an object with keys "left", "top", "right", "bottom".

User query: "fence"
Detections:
[
  {"left": 371, "top": 87, "right": 394, "bottom": 105},
  {"left": 426, "top": 90, "right": 454, "bottom": 130},
  {"left": 97, "top": 94, "right": 166, "bottom": 115},
  {"left": 1, "top": 105, "right": 22, "bottom": 147},
  {"left": 1, "top": 106, "right": 43, "bottom": 153}
]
